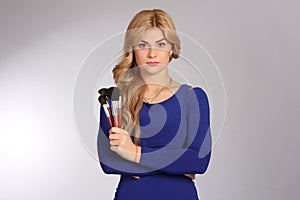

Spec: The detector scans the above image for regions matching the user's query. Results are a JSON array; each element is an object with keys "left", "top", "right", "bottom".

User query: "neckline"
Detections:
[{"left": 143, "top": 84, "right": 187, "bottom": 105}]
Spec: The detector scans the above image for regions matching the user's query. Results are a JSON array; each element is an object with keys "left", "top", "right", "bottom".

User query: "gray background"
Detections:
[{"left": 0, "top": 0, "right": 299, "bottom": 199}]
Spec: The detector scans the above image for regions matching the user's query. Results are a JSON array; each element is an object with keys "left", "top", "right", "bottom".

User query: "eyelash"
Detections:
[
  {"left": 158, "top": 42, "right": 166, "bottom": 47},
  {"left": 138, "top": 43, "right": 147, "bottom": 48},
  {"left": 138, "top": 42, "right": 167, "bottom": 48}
]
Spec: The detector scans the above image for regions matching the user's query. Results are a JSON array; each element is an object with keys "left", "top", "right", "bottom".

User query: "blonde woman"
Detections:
[{"left": 97, "top": 9, "right": 211, "bottom": 200}]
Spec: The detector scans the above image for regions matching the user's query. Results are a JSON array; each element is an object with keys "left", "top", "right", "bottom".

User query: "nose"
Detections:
[{"left": 147, "top": 47, "right": 157, "bottom": 58}]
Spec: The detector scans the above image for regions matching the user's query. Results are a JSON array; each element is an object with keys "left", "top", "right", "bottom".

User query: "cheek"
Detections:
[
  {"left": 134, "top": 51, "right": 145, "bottom": 65},
  {"left": 160, "top": 52, "right": 171, "bottom": 63}
]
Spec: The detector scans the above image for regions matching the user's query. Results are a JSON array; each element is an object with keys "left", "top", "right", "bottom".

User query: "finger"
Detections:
[
  {"left": 184, "top": 174, "right": 196, "bottom": 180},
  {"left": 119, "top": 128, "right": 129, "bottom": 135},
  {"left": 110, "top": 127, "right": 129, "bottom": 135},
  {"left": 110, "top": 127, "right": 121, "bottom": 134},
  {"left": 109, "top": 133, "right": 120, "bottom": 140},
  {"left": 110, "top": 139, "right": 119, "bottom": 146},
  {"left": 110, "top": 146, "right": 118, "bottom": 152}
]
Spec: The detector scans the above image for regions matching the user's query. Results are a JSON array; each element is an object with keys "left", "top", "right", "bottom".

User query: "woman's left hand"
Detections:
[
  {"left": 184, "top": 174, "right": 196, "bottom": 180},
  {"left": 109, "top": 127, "right": 138, "bottom": 163}
]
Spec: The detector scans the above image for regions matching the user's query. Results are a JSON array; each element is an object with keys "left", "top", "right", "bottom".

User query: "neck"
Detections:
[
  {"left": 140, "top": 69, "right": 170, "bottom": 86},
  {"left": 142, "top": 76, "right": 173, "bottom": 103}
]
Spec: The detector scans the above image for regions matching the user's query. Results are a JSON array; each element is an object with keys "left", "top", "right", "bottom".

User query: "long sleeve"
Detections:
[
  {"left": 97, "top": 101, "right": 159, "bottom": 176},
  {"left": 138, "top": 87, "right": 212, "bottom": 174}
]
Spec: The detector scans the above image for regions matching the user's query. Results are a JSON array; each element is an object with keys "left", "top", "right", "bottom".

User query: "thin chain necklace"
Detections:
[{"left": 143, "top": 78, "right": 173, "bottom": 103}]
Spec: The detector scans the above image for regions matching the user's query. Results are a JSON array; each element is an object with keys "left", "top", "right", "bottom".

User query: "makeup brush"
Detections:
[
  {"left": 98, "top": 87, "right": 114, "bottom": 120},
  {"left": 111, "top": 87, "right": 120, "bottom": 128},
  {"left": 98, "top": 88, "right": 108, "bottom": 96},
  {"left": 99, "top": 95, "right": 113, "bottom": 128},
  {"left": 107, "top": 87, "right": 115, "bottom": 99},
  {"left": 118, "top": 94, "right": 122, "bottom": 128}
]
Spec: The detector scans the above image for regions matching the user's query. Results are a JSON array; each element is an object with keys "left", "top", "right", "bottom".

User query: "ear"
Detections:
[{"left": 169, "top": 50, "right": 173, "bottom": 56}]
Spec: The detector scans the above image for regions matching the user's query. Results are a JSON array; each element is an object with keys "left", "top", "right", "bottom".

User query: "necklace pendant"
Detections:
[{"left": 142, "top": 78, "right": 173, "bottom": 104}]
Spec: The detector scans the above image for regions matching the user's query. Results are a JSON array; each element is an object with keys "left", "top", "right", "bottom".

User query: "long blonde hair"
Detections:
[{"left": 112, "top": 9, "right": 181, "bottom": 144}]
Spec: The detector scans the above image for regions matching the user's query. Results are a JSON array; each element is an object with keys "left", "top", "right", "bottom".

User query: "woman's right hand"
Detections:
[{"left": 109, "top": 127, "right": 139, "bottom": 162}]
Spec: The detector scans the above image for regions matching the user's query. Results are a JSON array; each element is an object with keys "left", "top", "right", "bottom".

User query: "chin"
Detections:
[{"left": 138, "top": 64, "right": 168, "bottom": 75}]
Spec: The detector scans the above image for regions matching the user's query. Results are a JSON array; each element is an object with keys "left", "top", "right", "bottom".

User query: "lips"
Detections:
[{"left": 146, "top": 62, "right": 160, "bottom": 66}]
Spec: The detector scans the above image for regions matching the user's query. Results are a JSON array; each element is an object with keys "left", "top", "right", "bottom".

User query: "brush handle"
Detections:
[
  {"left": 102, "top": 104, "right": 113, "bottom": 128},
  {"left": 118, "top": 108, "right": 122, "bottom": 128},
  {"left": 113, "top": 115, "right": 119, "bottom": 127}
]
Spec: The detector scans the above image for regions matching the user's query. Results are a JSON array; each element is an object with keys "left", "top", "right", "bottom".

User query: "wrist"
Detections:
[{"left": 133, "top": 145, "right": 141, "bottom": 163}]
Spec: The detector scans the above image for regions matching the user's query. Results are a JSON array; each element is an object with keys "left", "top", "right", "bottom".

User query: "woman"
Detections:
[{"left": 97, "top": 9, "right": 211, "bottom": 199}]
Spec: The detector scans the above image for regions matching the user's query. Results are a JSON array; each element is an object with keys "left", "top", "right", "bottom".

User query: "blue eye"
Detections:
[
  {"left": 158, "top": 42, "right": 166, "bottom": 48},
  {"left": 138, "top": 43, "right": 147, "bottom": 48}
]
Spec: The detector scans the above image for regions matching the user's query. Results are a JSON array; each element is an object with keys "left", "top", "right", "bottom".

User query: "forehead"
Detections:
[{"left": 141, "top": 27, "right": 165, "bottom": 41}]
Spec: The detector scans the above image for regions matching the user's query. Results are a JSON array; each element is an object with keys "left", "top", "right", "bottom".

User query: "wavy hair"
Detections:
[{"left": 112, "top": 9, "right": 181, "bottom": 144}]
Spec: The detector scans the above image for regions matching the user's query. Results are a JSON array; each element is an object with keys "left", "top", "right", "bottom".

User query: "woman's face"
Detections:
[{"left": 133, "top": 27, "right": 172, "bottom": 75}]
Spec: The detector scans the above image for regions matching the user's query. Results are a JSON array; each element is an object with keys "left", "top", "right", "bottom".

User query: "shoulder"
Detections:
[
  {"left": 182, "top": 85, "right": 210, "bottom": 112},
  {"left": 181, "top": 84, "right": 208, "bottom": 100}
]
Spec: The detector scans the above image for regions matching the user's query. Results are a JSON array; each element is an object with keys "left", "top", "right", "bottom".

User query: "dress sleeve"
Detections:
[
  {"left": 138, "top": 87, "right": 212, "bottom": 174},
  {"left": 97, "top": 100, "right": 160, "bottom": 176}
]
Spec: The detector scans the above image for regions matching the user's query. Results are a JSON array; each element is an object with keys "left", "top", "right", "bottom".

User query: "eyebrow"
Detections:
[{"left": 140, "top": 38, "right": 166, "bottom": 43}]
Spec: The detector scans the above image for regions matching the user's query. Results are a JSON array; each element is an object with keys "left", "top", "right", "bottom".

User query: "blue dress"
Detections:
[{"left": 97, "top": 84, "right": 211, "bottom": 200}]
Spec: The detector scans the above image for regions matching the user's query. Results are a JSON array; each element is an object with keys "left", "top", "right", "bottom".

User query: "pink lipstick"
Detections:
[{"left": 146, "top": 62, "right": 160, "bottom": 66}]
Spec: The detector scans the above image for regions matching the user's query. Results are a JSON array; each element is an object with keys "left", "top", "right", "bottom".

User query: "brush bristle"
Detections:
[
  {"left": 98, "top": 88, "right": 108, "bottom": 96},
  {"left": 98, "top": 95, "right": 107, "bottom": 104},
  {"left": 107, "top": 87, "right": 115, "bottom": 98},
  {"left": 111, "top": 87, "right": 120, "bottom": 101}
]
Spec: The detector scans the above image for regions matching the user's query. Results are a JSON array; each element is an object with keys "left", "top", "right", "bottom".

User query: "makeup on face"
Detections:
[
  {"left": 134, "top": 38, "right": 172, "bottom": 51},
  {"left": 133, "top": 28, "right": 173, "bottom": 69},
  {"left": 146, "top": 61, "right": 160, "bottom": 66}
]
